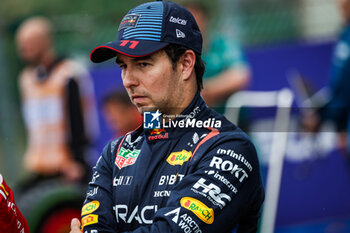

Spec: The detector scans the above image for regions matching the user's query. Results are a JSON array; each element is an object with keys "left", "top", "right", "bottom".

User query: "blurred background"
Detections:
[{"left": 0, "top": 0, "right": 349, "bottom": 232}]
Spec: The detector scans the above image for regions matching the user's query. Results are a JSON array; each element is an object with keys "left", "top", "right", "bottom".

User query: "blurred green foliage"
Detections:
[{"left": 238, "top": 0, "right": 298, "bottom": 45}]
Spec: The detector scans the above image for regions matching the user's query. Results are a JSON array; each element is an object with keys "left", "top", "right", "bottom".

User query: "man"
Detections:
[
  {"left": 16, "top": 16, "right": 99, "bottom": 182},
  {"left": 0, "top": 174, "right": 30, "bottom": 233},
  {"left": 102, "top": 89, "right": 142, "bottom": 138},
  {"left": 71, "top": 1, "right": 264, "bottom": 232}
]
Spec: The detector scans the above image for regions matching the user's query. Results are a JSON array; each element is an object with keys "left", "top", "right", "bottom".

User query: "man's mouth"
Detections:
[{"left": 131, "top": 94, "right": 147, "bottom": 104}]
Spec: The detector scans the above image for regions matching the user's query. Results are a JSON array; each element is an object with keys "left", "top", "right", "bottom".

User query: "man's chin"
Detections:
[
  {"left": 137, "top": 105, "right": 158, "bottom": 114},
  {"left": 21, "top": 58, "right": 39, "bottom": 66}
]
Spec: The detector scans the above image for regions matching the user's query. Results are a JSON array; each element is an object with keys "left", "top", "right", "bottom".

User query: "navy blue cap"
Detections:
[{"left": 90, "top": 1, "right": 202, "bottom": 63}]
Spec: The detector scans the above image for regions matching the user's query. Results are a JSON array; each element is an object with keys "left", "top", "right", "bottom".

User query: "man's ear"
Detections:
[{"left": 179, "top": 50, "right": 196, "bottom": 81}]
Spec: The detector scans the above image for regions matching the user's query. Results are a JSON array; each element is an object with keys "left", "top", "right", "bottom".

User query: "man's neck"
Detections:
[
  {"left": 162, "top": 90, "right": 197, "bottom": 121},
  {"left": 39, "top": 49, "right": 57, "bottom": 69}
]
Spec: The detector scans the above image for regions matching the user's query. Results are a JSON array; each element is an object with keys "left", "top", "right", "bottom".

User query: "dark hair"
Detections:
[{"left": 163, "top": 44, "right": 205, "bottom": 90}]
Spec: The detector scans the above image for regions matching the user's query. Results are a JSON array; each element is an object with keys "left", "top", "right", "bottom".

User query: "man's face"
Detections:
[
  {"left": 337, "top": 0, "right": 350, "bottom": 22},
  {"left": 103, "top": 101, "right": 138, "bottom": 134},
  {"left": 116, "top": 50, "right": 183, "bottom": 114},
  {"left": 16, "top": 28, "right": 47, "bottom": 65}
]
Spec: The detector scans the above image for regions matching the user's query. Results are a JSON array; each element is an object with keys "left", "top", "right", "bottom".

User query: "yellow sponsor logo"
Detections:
[
  {"left": 82, "top": 201, "right": 100, "bottom": 216},
  {"left": 166, "top": 150, "right": 192, "bottom": 166},
  {"left": 0, "top": 184, "right": 8, "bottom": 196},
  {"left": 82, "top": 214, "right": 98, "bottom": 227},
  {"left": 180, "top": 197, "right": 214, "bottom": 224}
]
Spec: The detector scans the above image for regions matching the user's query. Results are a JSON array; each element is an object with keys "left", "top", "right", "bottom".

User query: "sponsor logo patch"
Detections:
[
  {"left": 166, "top": 150, "right": 192, "bottom": 166},
  {"left": 158, "top": 174, "right": 185, "bottom": 185},
  {"left": 115, "top": 148, "right": 140, "bottom": 169},
  {"left": 180, "top": 197, "right": 214, "bottom": 224},
  {"left": 119, "top": 14, "right": 141, "bottom": 31},
  {"left": 216, "top": 148, "right": 253, "bottom": 172},
  {"left": 209, "top": 156, "right": 249, "bottom": 183},
  {"left": 176, "top": 29, "right": 186, "bottom": 38},
  {"left": 148, "top": 128, "right": 169, "bottom": 141},
  {"left": 114, "top": 205, "right": 157, "bottom": 224},
  {"left": 86, "top": 187, "right": 99, "bottom": 198},
  {"left": 0, "top": 184, "right": 8, "bottom": 196},
  {"left": 0, "top": 183, "right": 8, "bottom": 200},
  {"left": 187, "top": 132, "right": 200, "bottom": 147},
  {"left": 150, "top": 128, "right": 166, "bottom": 135},
  {"left": 154, "top": 190, "right": 171, "bottom": 197},
  {"left": 191, "top": 178, "right": 232, "bottom": 209},
  {"left": 204, "top": 170, "right": 238, "bottom": 194},
  {"left": 113, "top": 176, "right": 133, "bottom": 186},
  {"left": 82, "top": 201, "right": 100, "bottom": 216},
  {"left": 82, "top": 214, "right": 98, "bottom": 227},
  {"left": 169, "top": 16, "right": 188, "bottom": 25},
  {"left": 8, "top": 202, "right": 17, "bottom": 215},
  {"left": 165, "top": 208, "right": 202, "bottom": 233},
  {"left": 89, "top": 171, "right": 100, "bottom": 184}
]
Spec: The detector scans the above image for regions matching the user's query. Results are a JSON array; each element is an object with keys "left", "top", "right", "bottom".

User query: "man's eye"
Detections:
[
  {"left": 119, "top": 64, "right": 127, "bottom": 69},
  {"left": 138, "top": 63, "right": 149, "bottom": 68}
]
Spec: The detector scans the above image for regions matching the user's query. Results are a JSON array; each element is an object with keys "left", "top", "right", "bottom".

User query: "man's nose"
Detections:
[{"left": 122, "top": 68, "right": 139, "bottom": 88}]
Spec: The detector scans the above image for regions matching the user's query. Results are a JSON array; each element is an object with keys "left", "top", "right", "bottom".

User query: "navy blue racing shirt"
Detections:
[{"left": 81, "top": 91, "right": 264, "bottom": 233}]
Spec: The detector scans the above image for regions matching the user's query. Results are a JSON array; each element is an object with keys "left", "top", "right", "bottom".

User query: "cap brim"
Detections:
[{"left": 90, "top": 40, "right": 169, "bottom": 63}]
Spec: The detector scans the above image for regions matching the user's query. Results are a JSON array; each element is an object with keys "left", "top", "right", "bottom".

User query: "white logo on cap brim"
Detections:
[{"left": 176, "top": 29, "right": 186, "bottom": 38}]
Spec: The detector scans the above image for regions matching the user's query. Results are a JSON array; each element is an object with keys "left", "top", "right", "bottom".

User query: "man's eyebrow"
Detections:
[
  {"left": 116, "top": 57, "right": 124, "bottom": 64},
  {"left": 116, "top": 55, "right": 153, "bottom": 64},
  {"left": 132, "top": 55, "right": 152, "bottom": 61}
]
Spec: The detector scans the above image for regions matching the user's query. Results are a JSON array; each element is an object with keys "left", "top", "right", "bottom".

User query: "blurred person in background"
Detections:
[
  {"left": 327, "top": 0, "right": 350, "bottom": 153},
  {"left": 16, "top": 16, "right": 99, "bottom": 185},
  {"left": 184, "top": 1, "right": 251, "bottom": 112},
  {"left": 102, "top": 89, "right": 142, "bottom": 138},
  {"left": 303, "top": 0, "right": 350, "bottom": 157}
]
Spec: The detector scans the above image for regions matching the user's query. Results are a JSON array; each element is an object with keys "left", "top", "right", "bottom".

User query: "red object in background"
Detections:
[
  {"left": 40, "top": 208, "right": 81, "bottom": 233},
  {"left": 0, "top": 174, "right": 30, "bottom": 233}
]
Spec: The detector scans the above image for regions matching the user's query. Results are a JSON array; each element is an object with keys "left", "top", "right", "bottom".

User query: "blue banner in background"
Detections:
[
  {"left": 88, "top": 41, "right": 350, "bottom": 232},
  {"left": 245, "top": 41, "right": 334, "bottom": 91},
  {"left": 245, "top": 41, "right": 350, "bottom": 228},
  {"left": 89, "top": 61, "right": 123, "bottom": 150}
]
